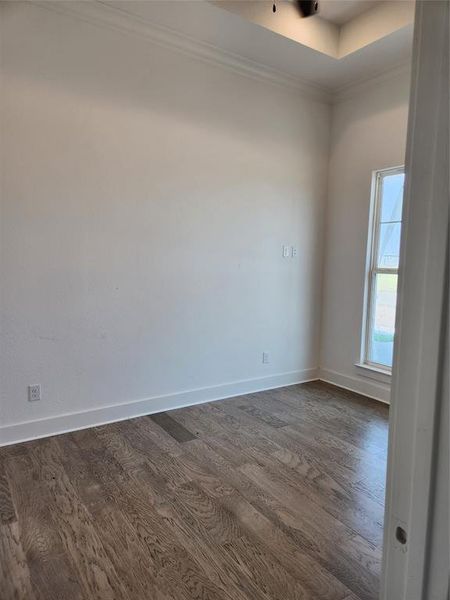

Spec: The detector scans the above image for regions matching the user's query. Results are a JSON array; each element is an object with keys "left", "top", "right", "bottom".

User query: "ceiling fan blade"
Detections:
[{"left": 294, "top": 1, "right": 320, "bottom": 18}]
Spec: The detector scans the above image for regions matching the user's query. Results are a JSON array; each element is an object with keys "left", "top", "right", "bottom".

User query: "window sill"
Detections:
[{"left": 354, "top": 362, "right": 391, "bottom": 383}]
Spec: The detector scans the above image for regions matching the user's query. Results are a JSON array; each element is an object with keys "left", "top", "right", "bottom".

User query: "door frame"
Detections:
[{"left": 381, "top": 1, "right": 449, "bottom": 598}]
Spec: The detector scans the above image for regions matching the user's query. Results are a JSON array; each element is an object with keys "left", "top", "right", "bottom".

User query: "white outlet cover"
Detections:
[{"left": 282, "top": 245, "right": 290, "bottom": 258}]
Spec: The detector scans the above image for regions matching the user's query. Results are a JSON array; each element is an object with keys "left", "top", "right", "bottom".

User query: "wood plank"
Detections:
[
  {"left": 27, "top": 438, "right": 130, "bottom": 600},
  {"left": 135, "top": 415, "right": 186, "bottom": 456},
  {"left": 151, "top": 412, "right": 197, "bottom": 443},
  {"left": 173, "top": 481, "right": 244, "bottom": 544},
  {"left": 222, "top": 534, "right": 312, "bottom": 600},
  {"left": 169, "top": 403, "right": 229, "bottom": 438},
  {"left": 0, "top": 462, "right": 16, "bottom": 525},
  {"left": 234, "top": 402, "right": 289, "bottom": 428},
  {"left": 4, "top": 453, "right": 85, "bottom": 600},
  {"left": 0, "top": 522, "right": 36, "bottom": 600},
  {"left": 152, "top": 498, "right": 269, "bottom": 600}
]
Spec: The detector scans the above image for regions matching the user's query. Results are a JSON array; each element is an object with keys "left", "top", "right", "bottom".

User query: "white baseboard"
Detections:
[
  {"left": 318, "top": 367, "right": 391, "bottom": 404},
  {"left": 0, "top": 368, "right": 318, "bottom": 447},
  {"left": 0, "top": 366, "right": 391, "bottom": 447}
]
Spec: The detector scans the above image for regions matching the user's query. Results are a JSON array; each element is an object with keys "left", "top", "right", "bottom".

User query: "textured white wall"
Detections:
[
  {"left": 320, "top": 71, "right": 411, "bottom": 402},
  {"left": 0, "top": 2, "right": 330, "bottom": 437}
]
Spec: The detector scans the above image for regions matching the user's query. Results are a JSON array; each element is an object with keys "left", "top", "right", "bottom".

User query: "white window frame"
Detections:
[{"left": 360, "top": 165, "right": 405, "bottom": 374}]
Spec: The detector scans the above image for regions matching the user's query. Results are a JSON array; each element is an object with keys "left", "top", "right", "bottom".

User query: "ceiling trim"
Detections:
[
  {"left": 333, "top": 60, "right": 412, "bottom": 103},
  {"left": 32, "top": 0, "right": 333, "bottom": 103}
]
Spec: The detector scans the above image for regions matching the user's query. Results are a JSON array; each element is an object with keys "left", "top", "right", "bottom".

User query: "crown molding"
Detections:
[
  {"left": 32, "top": 0, "right": 332, "bottom": 103},
  {"left": 333, "top": 60, "right": 412, "bottom": 103},
  {"left": 26, "top": 2, "right": 412, "bottom": 105}
]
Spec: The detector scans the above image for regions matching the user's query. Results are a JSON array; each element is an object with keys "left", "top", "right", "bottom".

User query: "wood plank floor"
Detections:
[{"left": 0, "top": 381, "right": 389, "bottom": 600}]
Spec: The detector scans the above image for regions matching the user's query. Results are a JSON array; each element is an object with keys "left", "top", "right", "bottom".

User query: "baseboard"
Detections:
[
  {"left": 318, "top": 368, "right": 391, "bottom": 404},
  {"left": 0, "top": 368, "right": 318, "bottom": 447}
]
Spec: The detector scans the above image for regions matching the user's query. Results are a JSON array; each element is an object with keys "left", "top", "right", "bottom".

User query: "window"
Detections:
[{"left": 362, "top": 167, "right": 405, "bottom": 372}]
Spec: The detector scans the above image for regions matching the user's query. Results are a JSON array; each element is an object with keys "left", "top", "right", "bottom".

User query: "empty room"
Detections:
[{"left": 0, "top": 1, "right": 448, "bottom": 599}]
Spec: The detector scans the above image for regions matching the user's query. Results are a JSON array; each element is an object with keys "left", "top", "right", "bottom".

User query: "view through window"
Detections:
[{"left": 363, "top": 167, "right": 405, "bottom": 370}]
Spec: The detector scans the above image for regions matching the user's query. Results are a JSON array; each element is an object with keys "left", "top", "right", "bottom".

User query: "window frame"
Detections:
[{"left": 361, "top": 165, "right": 405, "bottom": 374}]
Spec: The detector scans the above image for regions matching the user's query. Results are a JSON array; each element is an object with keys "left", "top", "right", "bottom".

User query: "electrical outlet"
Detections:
[
  {"left": 28, "top": 384, "right": 41, "bottom": 402},
  {"left": 291, "top": 246, "right": 297, "bottom": 257},
  {"left": 262, "top": 352, "right": 270, "bottom": 364},
  {"left": 282, "top": 245, "right": 290, "bottom": 258}
]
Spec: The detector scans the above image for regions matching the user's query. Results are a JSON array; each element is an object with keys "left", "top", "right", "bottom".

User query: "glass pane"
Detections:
[
  {"left": 380, "top": 173, "right": 404, "bottom": 223},
  {"left": 368, "top": 273, "right": 398, "bottom": 368},
  {"left": 377, "top": 222, "right": 402, "bottom": 268}
]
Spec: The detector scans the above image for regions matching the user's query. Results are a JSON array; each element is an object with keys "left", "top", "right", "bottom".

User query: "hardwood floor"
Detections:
[{"left": 0, "top": 381, "right": 389, "bottom": 600}]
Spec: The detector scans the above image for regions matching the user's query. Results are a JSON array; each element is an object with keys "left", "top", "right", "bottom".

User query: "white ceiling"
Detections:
[
  {"left": 319, "top": 0, "right": 381, "bottom": 25},
  {"left": 100, "top": 0, "right": 413, "bottom": 93}
]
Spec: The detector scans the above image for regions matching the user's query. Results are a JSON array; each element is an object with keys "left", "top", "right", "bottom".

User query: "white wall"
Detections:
[
  {"left": 0, "top": 2, "right": 330, "bottom": 443},
  {"left": 319, "top": 70, "right": 411, "bottom": 402}
]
